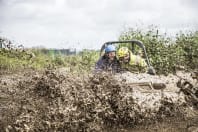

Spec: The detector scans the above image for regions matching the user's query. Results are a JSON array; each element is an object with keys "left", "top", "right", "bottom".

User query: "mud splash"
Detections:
[{"left": 0, "top": 69, "right": 197, "bottom": 131}]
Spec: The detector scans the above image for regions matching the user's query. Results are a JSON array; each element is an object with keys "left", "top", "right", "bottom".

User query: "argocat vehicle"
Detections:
[
  {"left": 100, "top": 40, "right": 165, "bottom": 89},
  {"left": 98, "top": 40, "right": 196, "bottom": 113}
]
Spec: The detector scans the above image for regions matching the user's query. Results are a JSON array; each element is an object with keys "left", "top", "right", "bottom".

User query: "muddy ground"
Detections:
[{"left": 0, "top": 69, "right": 198, "bottom": 132}]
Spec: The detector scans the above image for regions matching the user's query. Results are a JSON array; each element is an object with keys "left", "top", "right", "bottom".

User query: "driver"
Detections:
[
  {"left": 117, "top": 47, "right": 147, "bottom": 73},
  {"left": 95, "top": 45, "right": 120, "bottom": 73}
]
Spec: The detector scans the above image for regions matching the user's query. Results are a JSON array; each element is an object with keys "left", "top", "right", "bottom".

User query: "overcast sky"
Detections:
[{"left": 0, "top": 0, "right": 197, "bottom": 50}]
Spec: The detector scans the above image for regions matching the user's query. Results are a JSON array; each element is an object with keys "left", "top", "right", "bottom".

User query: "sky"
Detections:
[{"left": 0, "top": 0, "right": 197, "bottom": 50}]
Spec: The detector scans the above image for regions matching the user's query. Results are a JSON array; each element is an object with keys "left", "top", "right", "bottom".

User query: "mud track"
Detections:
[{"left": 0, "top": 69, "right": 197, "bottom": 131}]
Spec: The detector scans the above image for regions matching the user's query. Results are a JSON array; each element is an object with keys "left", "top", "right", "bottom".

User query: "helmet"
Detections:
[
  {"left": 117, "top": 47, "right": 129, "bottom": 58},
  {"left": 105, "top": 45, "right": 116, "bottom": 53}
]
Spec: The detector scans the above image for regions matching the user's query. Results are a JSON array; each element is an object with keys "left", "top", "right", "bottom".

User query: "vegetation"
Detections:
[
  {"left": 0, "top": 27, "right": 197, "bottom": 74},
  {"left": 0, "top": 45, "right": 99, "bottom": 74},
  {"left": 119, "top": 27, "right": 198, "bottom": 74}
]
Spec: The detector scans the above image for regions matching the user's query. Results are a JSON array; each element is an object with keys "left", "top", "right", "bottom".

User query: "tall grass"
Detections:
[{"left": 0, "top": 47, "right": 99, "bottom": 74}]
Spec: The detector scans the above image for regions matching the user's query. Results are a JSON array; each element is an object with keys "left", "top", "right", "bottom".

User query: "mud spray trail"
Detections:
[{"left": 0, "top": 69, "right": 198, "bottom": 131}]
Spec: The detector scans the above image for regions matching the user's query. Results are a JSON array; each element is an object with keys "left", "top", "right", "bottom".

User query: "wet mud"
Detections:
[{"left": 0, "top": 69, "right": 197, "bottom": 131}]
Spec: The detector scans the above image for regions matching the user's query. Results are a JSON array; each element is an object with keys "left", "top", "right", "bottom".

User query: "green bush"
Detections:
[
  {"left": 175, "top": 31, "right": 198, "bottom": 70},
  {"left": 119, "top": 27, "right": 198, "bottom": 74}
]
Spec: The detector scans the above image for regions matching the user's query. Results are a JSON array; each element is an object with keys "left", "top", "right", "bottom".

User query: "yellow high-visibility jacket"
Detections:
[{"left": 120, "top": 51, "right": 147, "bottom": 73}]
